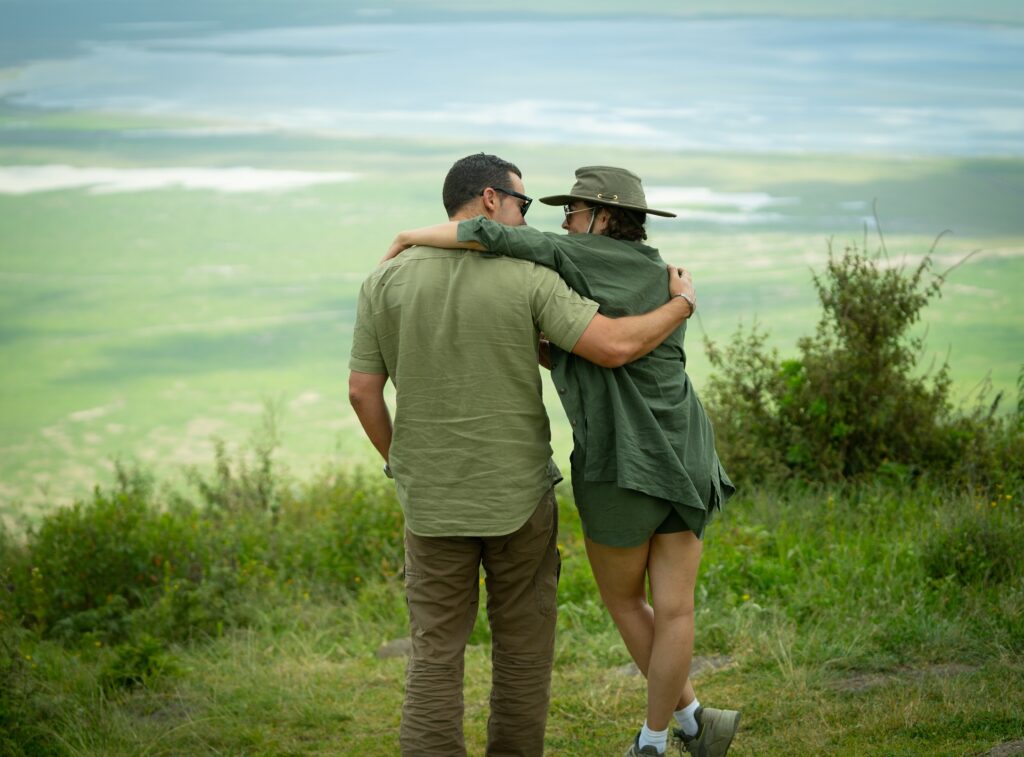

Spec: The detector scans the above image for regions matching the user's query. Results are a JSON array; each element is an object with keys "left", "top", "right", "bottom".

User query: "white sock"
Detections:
[
  {"left": 674, "top": 699, "right": 701, "bottom": 737},
  {"left": 638, "top": 721, "right": 669, "bottom": 754}
]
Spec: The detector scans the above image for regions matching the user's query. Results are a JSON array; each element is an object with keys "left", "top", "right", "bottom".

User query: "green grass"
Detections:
[
  {"left": 1, "top": 118, "right": 1023, "bottom": 522},
  {"left": 2, "top": 467, "right": 1022, "bottom": 755}
]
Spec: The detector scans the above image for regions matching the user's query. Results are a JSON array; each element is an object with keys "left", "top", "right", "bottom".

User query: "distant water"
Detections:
[{"left": 2, "top": 17, "right": 1023, "bottom": 156}]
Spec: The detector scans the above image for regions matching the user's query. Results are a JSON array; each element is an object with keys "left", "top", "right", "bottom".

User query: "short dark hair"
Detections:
[{"left": 443, "top": 153, "right": 522, "bottom": 218}]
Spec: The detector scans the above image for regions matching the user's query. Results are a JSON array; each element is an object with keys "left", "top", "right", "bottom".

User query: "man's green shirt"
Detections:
[
  {"left": 457, "top": 218, "right": 735, "bottom": 516},
  {"left": 349, "top": 246, "right": 599, "bottom": 537}
]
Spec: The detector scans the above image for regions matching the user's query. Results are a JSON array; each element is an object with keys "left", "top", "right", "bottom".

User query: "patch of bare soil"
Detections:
[
  {"left": 831, "top": 663, "right": 979, "bottom": 693},
  {"left": 985, "top": 740, "right": 1024, "bottom": 756}
]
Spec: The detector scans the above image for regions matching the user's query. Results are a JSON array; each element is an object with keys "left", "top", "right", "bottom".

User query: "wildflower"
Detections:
[{"left": 742, "top": 593, "right": 751, "bottom": 602}]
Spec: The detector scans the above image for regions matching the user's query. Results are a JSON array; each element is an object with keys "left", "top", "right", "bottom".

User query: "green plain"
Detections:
[{"left": 1, "top": 117, "right": 1022, "bottom": 523}]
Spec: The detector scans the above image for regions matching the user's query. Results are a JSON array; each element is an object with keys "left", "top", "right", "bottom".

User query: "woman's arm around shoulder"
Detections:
[{"left": 379, "top": 220, "right": 485, "bottom": 264}]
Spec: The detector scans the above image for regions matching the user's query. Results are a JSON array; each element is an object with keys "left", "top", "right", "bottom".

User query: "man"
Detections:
[{"left": 348, "top": 153, "right": 696, "bottom": 756}]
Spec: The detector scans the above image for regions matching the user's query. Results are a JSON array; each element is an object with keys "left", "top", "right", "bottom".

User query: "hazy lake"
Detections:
[{"left": 3, "top": 17, "right": 1023, "bottom": 156}]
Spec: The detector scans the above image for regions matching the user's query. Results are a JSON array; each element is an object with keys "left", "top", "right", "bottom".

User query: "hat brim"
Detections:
[{"left": 538, "top": 193, "right": 677, "bottom": 218}]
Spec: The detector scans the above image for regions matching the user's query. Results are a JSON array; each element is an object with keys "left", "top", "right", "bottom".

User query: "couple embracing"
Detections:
[{"left": 349, "top": 153, "right": 737, "bottom": 757}]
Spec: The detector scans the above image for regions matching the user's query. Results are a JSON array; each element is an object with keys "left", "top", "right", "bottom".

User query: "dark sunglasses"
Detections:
[{"left": 483, "top": 186, "right": 533, "bottom": 217}]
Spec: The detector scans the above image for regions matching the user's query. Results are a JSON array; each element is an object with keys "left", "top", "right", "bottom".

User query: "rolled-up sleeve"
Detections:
[
  {"left": 528, "top": 266, "right": 599, "bottom": 352},
  {"left": 348, "top": 280, "right": 388, "bottom": 374}
]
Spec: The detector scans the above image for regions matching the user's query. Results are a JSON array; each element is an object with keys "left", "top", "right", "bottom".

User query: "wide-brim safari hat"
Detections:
[{"left": 539, "top": 165, "right": 676, "bottom": 218}]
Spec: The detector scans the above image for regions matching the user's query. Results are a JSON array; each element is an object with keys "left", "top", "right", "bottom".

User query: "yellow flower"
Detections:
[{"left": 742, "top": 593, "right": 751, "bottom": 602}]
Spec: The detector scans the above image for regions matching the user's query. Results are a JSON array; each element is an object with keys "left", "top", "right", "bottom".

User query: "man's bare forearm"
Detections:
[
  {"left": 615, "top": 296, "right": 694, "bottom": 362},
  {"left": 572, "top": 297, "right": 692, "bottom": 367},
  {"left": 348, "top": 371, "right": 393, "bottom": 461},
  {"left": 570, "top": 265, "right": 695, "bottom": 368}
]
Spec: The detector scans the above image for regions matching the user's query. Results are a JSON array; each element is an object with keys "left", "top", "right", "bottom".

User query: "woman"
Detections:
[{"left": 385, "top": 166, "right": 738, "bottom": 757}]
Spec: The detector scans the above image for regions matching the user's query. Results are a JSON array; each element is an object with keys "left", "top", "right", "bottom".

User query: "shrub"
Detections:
[
  {"left": 922, "top": 499, "right": 1024, "bottom": 586},
  {"left": 2, "top": 443, "right": 410, "bottom": 647},
  {"left": 0, "top": 627, "right": 59, "bottom": 756},
  {"left": 784, "top": 236, "right": 954, "bottom": 477},
  {"left": 5, "top": 456, "right": 268, "bottom": 643},
  {"left": 273, "top": 472, "right": 405, "bottom": 593},
  {"left": 704, "top": 232, "right": 1023, "bottom": 488},
  {"left": 702, "top": 323, "right": 791, "bottom": 482},
  {"left": 17, "top": 486, "right": 208, "bottom": 639},
  {"left": 941, "top": 369, "right": 1024, "bottom": 493},
  {"left": 100, "top": 633, "right": 182, "bottom": 691}
]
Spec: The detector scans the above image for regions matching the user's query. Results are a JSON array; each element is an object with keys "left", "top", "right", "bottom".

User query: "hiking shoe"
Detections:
[
  {"left": 673, "top": 706, "right": 740, "bottom": 757},
  {"left": 624, "top": 732, "right": 664, "bottom": 756}
]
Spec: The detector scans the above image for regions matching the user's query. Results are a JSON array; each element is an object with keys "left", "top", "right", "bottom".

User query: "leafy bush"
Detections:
[
  {"left": 940, "top": 370, "right": 1024, "bottom": 493},
  {"left": 1, "top": 433, "right": 409, "bottom": 649},
  {"left": 100, "top": 633, "right": 182, "bottom": 691},
  {"left": 0, "top": 627, "right": 60, "bottom": 756},
  {"left": 701, "top": 323, "right": 791, "bottom": 482},
  {"left": 272, "top": 472, "right": 405, "bottom": 593},
  {"left": 704, "top": 233, "right": 1024, "bottom": 488},
  {"left": 15, "top": 483, "right": 210, "bottom": 639},
  {"left": 922, "top": 497, "right": 1024, "bottom": 585},
  {"left": 186, "top": 408, "right": 280, "bottom": 517}
]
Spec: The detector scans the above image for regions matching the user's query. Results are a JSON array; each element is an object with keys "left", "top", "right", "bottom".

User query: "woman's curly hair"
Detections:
[{"left": 601, "top": 206, "right": 647, "bottom": 242}]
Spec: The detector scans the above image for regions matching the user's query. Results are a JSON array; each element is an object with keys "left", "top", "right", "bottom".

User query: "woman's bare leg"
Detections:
[
  {"left": 583, "top": 537, "right": 652, "bottom": 669},
  {"left": 584, "top": 531, "right": 702, "bottom": 730},
  {"left": 646, "top": 531, "right": 702, "bottom": 728}
]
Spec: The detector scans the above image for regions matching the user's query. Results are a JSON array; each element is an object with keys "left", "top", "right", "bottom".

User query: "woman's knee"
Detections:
[
  {"left": 602, "top": 592, "right": 650, "bottom": 620},
  {"left": 653, "top": 595, "right": 695, "bottom": 624}
]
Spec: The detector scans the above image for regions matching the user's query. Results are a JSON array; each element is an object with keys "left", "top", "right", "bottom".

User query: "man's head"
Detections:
[{"left": 443, "top": 153, "right": 531, "bottom": 226}]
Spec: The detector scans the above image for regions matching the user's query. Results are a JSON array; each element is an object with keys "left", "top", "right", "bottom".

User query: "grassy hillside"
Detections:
[{"left": 1, "top": 461, "right": 1021, "bottom": 754}]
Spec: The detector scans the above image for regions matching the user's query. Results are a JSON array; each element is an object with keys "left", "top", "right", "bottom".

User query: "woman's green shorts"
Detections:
[{"left": 570, "top": 447, "right": 710, "bottom": 549}]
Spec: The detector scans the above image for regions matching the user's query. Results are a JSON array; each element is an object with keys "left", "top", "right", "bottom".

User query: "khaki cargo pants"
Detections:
[{"left": 400, "top": 489, "right": 560, "bottom": 757}]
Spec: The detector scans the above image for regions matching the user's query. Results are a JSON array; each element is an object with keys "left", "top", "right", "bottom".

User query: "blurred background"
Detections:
[{"left": 2, "top": 0, "right": 1022, "bottom": 525}]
